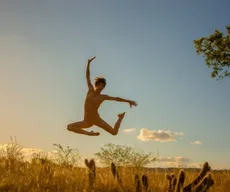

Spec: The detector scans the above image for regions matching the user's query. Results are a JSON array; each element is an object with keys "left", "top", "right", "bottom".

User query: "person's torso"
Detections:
[{"left": 84, "top": 90, "right": 103, "bottom": 114}]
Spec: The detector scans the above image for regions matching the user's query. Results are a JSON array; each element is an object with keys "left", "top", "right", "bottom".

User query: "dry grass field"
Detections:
[
  {"left": 0, "top": 156, "right": 229, "bottom": 192},
  {"left": 0, "top": 139, "right": 228, "bottom": 191}
]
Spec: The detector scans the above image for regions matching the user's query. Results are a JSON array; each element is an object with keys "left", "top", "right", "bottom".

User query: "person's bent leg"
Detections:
[
  {"left": 114, "top": 112, "right": 125, "bottom": 133},
  {"left": 95, "top": 113, "right": 125, "bottom": 135},
  {"left": 67, "top": 121, "right": 99, "bottom": 136}
]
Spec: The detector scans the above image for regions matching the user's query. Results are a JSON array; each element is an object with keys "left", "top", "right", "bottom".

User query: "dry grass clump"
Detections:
[{"left": 0, "top": 157, "right": 87, "bottom": 191}]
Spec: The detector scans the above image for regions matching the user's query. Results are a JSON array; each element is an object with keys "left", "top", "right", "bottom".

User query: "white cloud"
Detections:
[
  {"left": 137, "top": 128, "right": 184, "bottom": 142},
  {"left": 123, "top": 128, "right": 136, "bottom": 132},
  {"left": 190, "top": 141, "right": 202, "bottom": 145}
]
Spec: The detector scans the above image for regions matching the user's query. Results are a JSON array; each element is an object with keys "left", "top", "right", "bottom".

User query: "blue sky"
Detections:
[{"left": 1, "top": 0, "right": 230, "bottom": 169}]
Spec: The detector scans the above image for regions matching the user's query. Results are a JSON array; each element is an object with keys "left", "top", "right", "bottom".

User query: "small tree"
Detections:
[
  {"left": 0, "top": 137, "right": 24, "bottom": 171},
  {"left": 0, "top": 136, "right": 23, "bottom": 161},
  {"left": 53, "top": 144, "right": 80, "bottom": 166},
  {"left": 194, "top": 25, "right": 230, "bottom": 80},
  {"left": 94, "top": 143, "right": 157, "bottom": 167}
]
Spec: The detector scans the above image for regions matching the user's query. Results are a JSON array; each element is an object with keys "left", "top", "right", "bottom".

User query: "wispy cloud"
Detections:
[
  {"left": 156, "top": 156, "right": 202, "bottom": 168},
  {"left": 123, "top": 128, "right": 136, "bottom": 133},
  {"left": 1, "top": 144, "right": 228, "bottom": 169},
  {"left": 0, "top": 144, "right": 56, "bottom": 161},
  {"left": 190, "top": 141, "right": 202, "bottom": 145},
  {"left": 137, "top": 128, "right": 184, "bottom": 142},
  {"left": 159, "top": 156, "right": 191, "bottom": 163},
  {"left": 0, "top": 144, "right": 102, "bottom": 167}
]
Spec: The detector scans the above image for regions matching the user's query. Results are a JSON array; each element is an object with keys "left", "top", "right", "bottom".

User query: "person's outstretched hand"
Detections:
[
  {"left": 129, "top": 100, "right": 137, "bottom": 108},
  {"left": 88, "top": 56, "right": 96, "bottom": 63}
]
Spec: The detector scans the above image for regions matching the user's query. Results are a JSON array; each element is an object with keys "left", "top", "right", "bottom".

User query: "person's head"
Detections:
[{"left": 94, "top": 76, "right": 106, "bottom": 92}]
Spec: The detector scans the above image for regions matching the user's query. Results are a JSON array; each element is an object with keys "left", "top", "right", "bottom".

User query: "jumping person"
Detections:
[{"left": 67, "top": 56, "right": 137, "bottom": 136}]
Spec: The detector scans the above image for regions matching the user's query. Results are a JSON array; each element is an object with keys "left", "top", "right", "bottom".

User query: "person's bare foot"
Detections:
[
  {"left": 89, "top": 131, "right": 100, "bottom": 136},
  {"left": 118, "top": 112, "right": 126, "bottom": 119}
]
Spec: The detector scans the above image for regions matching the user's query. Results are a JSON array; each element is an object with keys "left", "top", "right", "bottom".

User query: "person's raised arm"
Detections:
[{"left": 86, "top": 56, "right": 96, "bottom": 90}]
